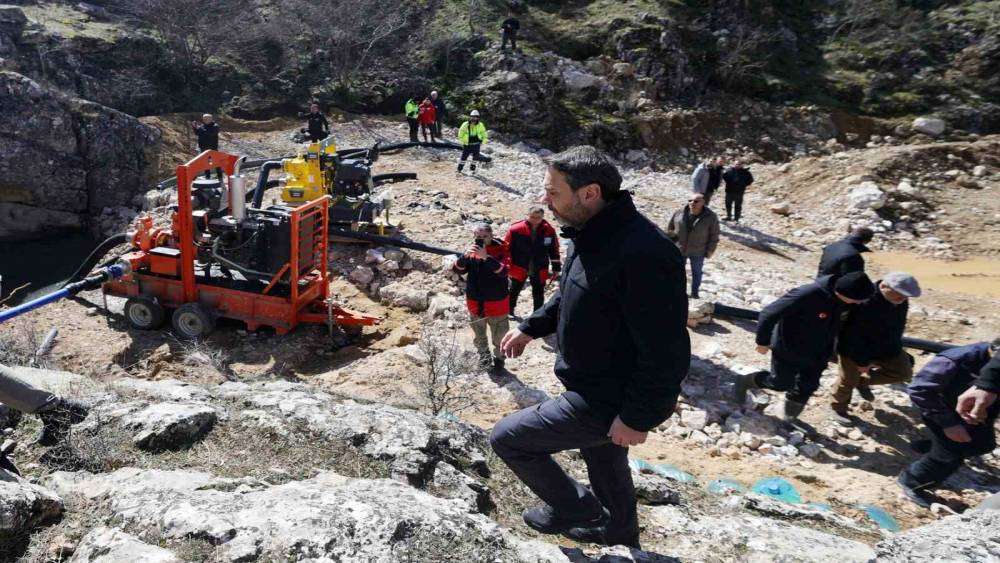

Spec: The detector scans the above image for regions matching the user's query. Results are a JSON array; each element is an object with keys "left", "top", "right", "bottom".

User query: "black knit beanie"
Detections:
[{"left": 834, "top": 271, "right": 875, "bottom": 301}]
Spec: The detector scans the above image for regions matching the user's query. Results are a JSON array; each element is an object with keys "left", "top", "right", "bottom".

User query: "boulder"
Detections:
[
  {"left": 349, "top": 266, "right": 376, "bottom": 285},
  {"left": 770, "top": 201, "right": 791, "bottom": 216},
  {"left": 69, "top": 527, "right": 181, "bottom": 563},
  {"left": 379, "top": 282, "right": 430, "bottom": 311},
  {"left": 120, "top": 402, "right": 218, "bottom": 452},
  {"left": 912, "top": 117, "right": 946, "bottom": 137},
  {"left": 874, "top": 509, "right": 1000, "bottom": 561},
  {"left": 45, "top": 468, "right": 550, "bottom": 562},
  {"left": 680, "top": 409, "right": 708, "bottom": 431},
  {"left": 0, "top": 468, "right": 64, "bottom": 539},
  {"left": 847, "top": 182, "right": 887, "bottom": 210},
  {"left": 562, "top": 69, "right": 604, "bottom": 92}
]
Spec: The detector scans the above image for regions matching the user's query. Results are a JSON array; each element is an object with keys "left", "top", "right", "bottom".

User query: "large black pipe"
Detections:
[
  {"left": 372, "top": 173, "right": 417, "bottom": 185},
  {"left": 328, "top": 228, "right": 460, "bottom": 256},
  {"left": 251, "top": 161, "right": 283, "bottom": 209},
  {"left": 61, "top": 233, "right": 129, "bottom": 287},
  {"left": 711, "top": 303, "right": 959, "bottom": 353}
]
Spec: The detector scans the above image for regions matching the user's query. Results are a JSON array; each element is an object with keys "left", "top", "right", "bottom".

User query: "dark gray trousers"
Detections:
[{"left": 489, "top": 392, "right": 638, "bottom": 538}]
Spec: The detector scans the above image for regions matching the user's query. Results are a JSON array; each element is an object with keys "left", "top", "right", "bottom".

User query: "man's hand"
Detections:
[
  {"left": 943, "top": 424, "right": 972, "bottom": 443},
  {"left": 858, "top": 364, "right": 872, "bottom": 375},
  {"left": 500, "top": 328, "right": 533, "bottom": 358},
  {"left": 608, "top": 416, "right": 648, "bottom": 447},
  {"left": 756, "top": 345, "right": 770, "bottom": 355},
  {"left": 956, "top": 386, "right": 998, "bottom": 425},
  {"left": 466, "top": 246, "right": 487, "bottom": 260}
]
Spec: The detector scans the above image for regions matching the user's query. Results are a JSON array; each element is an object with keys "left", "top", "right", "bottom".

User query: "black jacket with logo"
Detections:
[
  {"left": 837, "top": 283, "right": 908, "bottom": 365},
  {"left": 518, "top": 193, "right": 690, "bottom": 431},
  {"left": 817, "top": 235, "right": 870, "bottom": 277},
  {"left": 757, "top": 275, "right": 843, "bottom": 365}
]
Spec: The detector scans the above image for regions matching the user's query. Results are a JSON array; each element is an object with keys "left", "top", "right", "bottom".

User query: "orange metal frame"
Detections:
[{"left": 104, "top": 150, "right": 377, "bottom": 334}]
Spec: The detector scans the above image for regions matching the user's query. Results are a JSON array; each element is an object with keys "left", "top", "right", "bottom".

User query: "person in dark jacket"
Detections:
[
  {"left": 504, "top": 206, "right": 561, "bottom": 315},
  {"left": 722, "top": 160, "right": 753, "bottom": 221},
  {"left": 736, "top": 272, "right": 875, "bottom": 423},
  {"left": 453, "top": 223, "right": 510, "bottom": 370},
  {"left": 192, "top": 114, "right": 220, "bottom": 152},
  {"left": 1, "top": 363, "right": 89, "bottom": 450},
  {"left": 817, "top": 227, "right": 874, "bottom": 277},
  {"left": 899, "top": 340, "right": 1000, "bottom": 507},
  {"left": 491, "top": 146, "right": 690, "bottom": 549},
  {"left": 705, "top": 156, "right": 725, "bottom": 206},
  {"left": 301, "top": 103, "right": 330, "bottom": 142},
  {"left": 831, "top": 272, "right": 921, "bottom": 424},
  {"left": 666, "top": 193, "right": 720, "bottom": 299},
  {"left": 500, "top": 11, "right": 520, "bottom": 52},
  {"left": 430, "top": 90, "right": 446, "bottom": 137}
]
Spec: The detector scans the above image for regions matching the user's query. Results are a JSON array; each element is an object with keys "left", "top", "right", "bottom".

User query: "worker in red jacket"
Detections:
[
  {"left": 418, "top": 98, "right": 438, "bottom": 143},
  {"left": 453, "top": 223, "right": 510, "bottom": 370},
  {"left": 505, "top": 206, "right": 561, "bottom": 315}
]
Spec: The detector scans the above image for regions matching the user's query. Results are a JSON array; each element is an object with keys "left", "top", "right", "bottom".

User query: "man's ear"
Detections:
[{"left": 581, "top": 183, "right": 602, "bottom": 204}]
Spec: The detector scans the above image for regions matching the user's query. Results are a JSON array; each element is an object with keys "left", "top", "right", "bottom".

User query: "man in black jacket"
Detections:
[
  {"left": 736, "top": 272, "right": 875, "bottom": 423},
  {"left": 831, "top": 272, "right": 920, "bottom": 424},
  {"left": 430, "top": 90, "right": 446, "bottom": 137},
  {"left": 899, "top": 340, "right": 1000, "bottom": 507},
  {"left": 705, "top": 156, "right": 725, "bottom": 206},
  {"left": 191, "top": 114, "right": 221, "bottom": 178},
  {"left": 453, "top": 224, "right": 510, "bottom": 370},
  {"left": 722, "top": 160, "right": 753, "bottom": 221},
  {"left": 500, "top": 11, "right": 520, "bottom": 52},
  {"left": 301, "top": 103, "right": 330, "bottom": 142},
  {"left": 817, "top": 227, "right": 874, "bottom": 277},
  {"left": 490, "top": 146, "right": 689, "bottom": 549}
]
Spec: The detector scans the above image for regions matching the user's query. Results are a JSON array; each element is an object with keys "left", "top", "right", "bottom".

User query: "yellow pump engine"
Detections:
[{"left": 281, "top": 137, "right": 338, "bottom": 204}]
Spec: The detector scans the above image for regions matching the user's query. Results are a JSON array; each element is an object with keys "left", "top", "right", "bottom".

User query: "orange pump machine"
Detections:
[{"left": 103, "top": 150, "right": 377, "bottom": 338}]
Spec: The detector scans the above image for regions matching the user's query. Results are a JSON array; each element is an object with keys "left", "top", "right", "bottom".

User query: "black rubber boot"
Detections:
[
  {"left": 897, "top": 471, "right": 932, "bottom": 508},
  {"left": 564, "top": 523, "right": 640, "bottom": 549},
  {"left": 522, "top": 504, "right": 608, "bottom": 535},
  {"left": 782, "top": 399, "right": 806, "bottom": 422},
  {"left": 34, "top": 398, "right": 89, "bottom": 447}
]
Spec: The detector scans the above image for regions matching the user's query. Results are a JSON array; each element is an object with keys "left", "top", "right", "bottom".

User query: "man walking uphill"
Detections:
[
  {"left": 817, "top": 227, "right": 874, "bottom": 277},
  {"left": 667, "top": 192, "right": 720, "bottom": 299},
  {"left": 490, "top": 146, "right": 690, "bottom": 549},
  {"left": 722, "top": 160, "right": 753, "bottom": 221},
  {"left": 505, "top": 206, "right": 561, "bottom": 315},
  {"left": 736, "top": 272, "right": 875, "bottom": 425},
  {"left": 453, "top": 224, "right": 510, "bottom": 371}
]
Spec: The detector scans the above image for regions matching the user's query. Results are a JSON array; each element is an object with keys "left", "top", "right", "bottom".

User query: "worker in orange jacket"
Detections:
[{"left": 505, "top": 206, "right": 560, "bottom": 315}]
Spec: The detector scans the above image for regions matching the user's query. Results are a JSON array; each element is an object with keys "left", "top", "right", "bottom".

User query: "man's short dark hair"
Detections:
[
  {"left": 850, "top": 226, "right": 875, "bottom": 243},
  {"left": 544, "top": 146, "right": 622, "bottom": 201}
]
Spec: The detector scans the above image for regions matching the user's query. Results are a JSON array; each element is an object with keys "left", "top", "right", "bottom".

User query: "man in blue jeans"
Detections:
[
  {"left": 667, "top": 193, "right": 720, "bottom": 299},
  {"left": 491, "top": 146, "right": 690, "bottom": 549}
]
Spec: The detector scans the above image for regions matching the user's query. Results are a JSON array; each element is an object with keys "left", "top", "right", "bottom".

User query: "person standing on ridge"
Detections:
[
  {"left": 491, "top": 146, "right": 690, "bottom": 549},
  {"left": 191, "top": 113, "right": 221, "bottom": 178},
  {"left": 505, "top": 206, "right": 561, "bottom": 315},
  {"left": 418, "top": 98, "right": 438, "bottom": 143},
  {"left": 722, "top": 160, "right": 754, "bottom": 222},
  {"left": 457, "top": 110, "right": 488, "bottom": 174},
  {"left": 500, "top": 10, "right": 520, "bottom": 52},
  {"left": 431, "top": 90, "right": 446, "bottom": 137}
]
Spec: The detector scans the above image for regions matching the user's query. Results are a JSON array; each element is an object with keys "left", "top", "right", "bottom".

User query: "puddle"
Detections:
[{"left": 867, "top": 252, "right": 1000, "bottom": 299}]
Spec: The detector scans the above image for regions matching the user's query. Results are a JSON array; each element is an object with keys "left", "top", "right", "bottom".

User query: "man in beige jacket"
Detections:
[{"left": 667, "top": 193, "right": 720, "bottom": 299}]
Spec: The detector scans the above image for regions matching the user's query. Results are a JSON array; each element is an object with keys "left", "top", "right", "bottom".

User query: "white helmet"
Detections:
[{"left": 470, "top": 110, "right": 480, "bottom": 117}]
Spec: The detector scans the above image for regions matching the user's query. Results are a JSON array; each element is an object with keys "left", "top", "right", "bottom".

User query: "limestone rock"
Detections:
[
  {"left": 349, "top": 265, "right": 376, "bottom": 285},
  {"left": 69, "top": 527, "right": 181, "bottom": 562},
  {"left": 912, "top": 117, "right": 946, "bottom": 137},
  {"left": 770, "top": 201, "right": 792, "bottom": 216},
  {"left": 0, "top": 468, "right": 64, "bottom": 539},
  {"left": 874, "top": 509, "right": 1000, "bottom": 561},
  {"left": 379, "top": 282, "right": 430, "bottom": 311},
  {"left": 120, "top": 402, "right": 218, "bottom": 451},
  {"left": 847, "top": 182, "right": 887, "bottom": 210}
]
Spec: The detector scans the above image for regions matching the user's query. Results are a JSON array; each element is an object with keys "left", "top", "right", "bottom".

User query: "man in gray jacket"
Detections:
[
  {"left": 1, "top": 363, "right": 89, "bottom": 448},
  {"left": 667, "top": 193, "right": 720, "bottom": 299}
]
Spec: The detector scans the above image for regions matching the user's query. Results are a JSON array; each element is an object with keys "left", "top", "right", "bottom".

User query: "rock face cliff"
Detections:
[{"left": 0, "top": 70, "right": 160, "bottom": 241}]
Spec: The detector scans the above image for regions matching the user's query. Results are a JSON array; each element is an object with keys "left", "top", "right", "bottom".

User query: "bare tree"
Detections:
[
  {"left": 131, "top": 0, "right": 220, "bottom": 71},
  {"left": 417, "top": 326, "right": 476, "bottom": 417},
  {"left": 715, "top": 25, "right": 778, "bottom": 89}
]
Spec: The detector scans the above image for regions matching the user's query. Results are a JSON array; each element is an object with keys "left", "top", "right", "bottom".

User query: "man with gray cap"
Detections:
[{"left": 831, "top": 272, "right": 921, "bottom": 424}]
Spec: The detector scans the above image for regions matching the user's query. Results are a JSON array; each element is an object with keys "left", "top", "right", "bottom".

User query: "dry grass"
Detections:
[{"left": 0, "top": 319, "right": 53, "bottom": 369}]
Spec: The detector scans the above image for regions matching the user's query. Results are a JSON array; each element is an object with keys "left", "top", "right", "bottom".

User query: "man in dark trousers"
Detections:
[
  {"left": 817, "top": 227, "right": 874, "bottom": 277},
  {"left": 899, "top": 340, "right": 999, "bottom": 507},
  {"left": 191, "top": 113, "right": 221, "bottom": 178},
  {"left": 430, "top": 90, "right": 446, "bottom": 137},
  {"left": 736, "top": 272, "right": 875, "bottom": 424},
  {"left": 453, "top": 223, "right": 510, "bottom": 370},
  {"left": 722, "top": 160, "right": 754, "bottom": 222},
  {"left": 500, "top": 11, "right": 520, "bottom": 52},
  {"left": 301, "top": 103, "right": 330, "bottom": 142},
  {"left": 705, "top": 156, "right": 725, "bottom": 206},
  {"left": 667, "top": 192, "right": 720, "bottom": 299},
  {"left": 491, "top": 146, "right": 690, "bottom": 549},
  {"left": 831, "top": 272, "right": 921, "bottom": 424},
  {"left": 505, "top": 206, "right": 561, "bottom": 315},
  {"left": 404, "top": 96, "right": 420, "bottom": 142}
]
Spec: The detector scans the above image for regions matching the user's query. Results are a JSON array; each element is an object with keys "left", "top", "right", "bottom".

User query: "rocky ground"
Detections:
[{"left": 1, "top": 116, "right": 999, "bottom": 561}]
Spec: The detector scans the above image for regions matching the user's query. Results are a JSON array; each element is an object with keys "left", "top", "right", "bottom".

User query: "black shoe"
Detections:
[
  {"left": 522, "top": 505, "right": 608, "bottom": 535},
  {"left": 493, "top": 357, "right": 505, "bottom": 371},
  {"left": 830, "top": 407, "right": 853, "bottom": 426},
  {"left": 690, "top": 292, "right": 700, "bottom": 300},
  {"left": 35, "top": 398, "right": 89, "bottom": 447},
  {"left": 897, "top": 472, "right": 932, "bottom": 508},
  {"left": 910, "top": 438, "right": 932, "bottom": 454},
  {"left": 563, "top": 524, "right": 640, "bottom": 549},
  {"left": 857, "top": 385, "right": 875, "bottom": 402},
  {"left": 734, "top": 371, "right": 764, "bottom": 404}
]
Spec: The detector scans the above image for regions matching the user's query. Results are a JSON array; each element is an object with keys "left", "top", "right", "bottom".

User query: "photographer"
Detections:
[
  {"left": 300, "top": 103, "right": 330, "bottom": 143},
  {"left": 453, "top": 224, "right": 510, "bottom": 370}
]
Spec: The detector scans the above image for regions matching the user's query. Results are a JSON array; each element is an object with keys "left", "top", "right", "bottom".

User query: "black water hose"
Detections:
[
  {"left": 251, "top": 161, "right": 283, "bottom": 209},
  {"left": 61, "top": 233, "right": 129, "bottom": 287},
  {"left": 372, "top": 173, "right": 417, "bottom": 185},
  {"left": 328, "top": 229, "right": 460, "bottom": 256},
  {"left": 710, "top": 303, "right": 959, "bottom": 353}
]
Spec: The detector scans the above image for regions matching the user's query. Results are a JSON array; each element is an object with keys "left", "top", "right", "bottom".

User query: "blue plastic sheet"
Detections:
[
  {"left": 628, "top": 458, "right": 654, "bottom": 473},
  {"left": 806, "top": 502, "right": 833, "bottom": 512},
  {"left": 857, "top": 504, "right": 901, "bottom": 532},
  {"left": 751, "top": 477, "right": 803, "bottom": 503},
  {"left": 707, "top": 478, "right": 746, "bottom": 495},
  {"left": 437, "top": 411, "right": 459, "bottom": 422},
  {"left": 628, "top": 459, "right": 696, "bottom": 483}
]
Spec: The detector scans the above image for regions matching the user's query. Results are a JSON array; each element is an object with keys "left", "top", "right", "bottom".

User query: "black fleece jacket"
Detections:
[
  {"left": 518, "top": 193, "right": 690, "bottom": 431},
  {"left": 756, "top": 275, "right": 844, "bottom": 365}
]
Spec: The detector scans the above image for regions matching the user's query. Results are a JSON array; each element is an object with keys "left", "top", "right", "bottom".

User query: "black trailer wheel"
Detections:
[
  {"left": 171, "top": 303, "right": 216, "bottom": 339},
  {"left": 124, "top": 296, "right": 166, "bottom": 330}
]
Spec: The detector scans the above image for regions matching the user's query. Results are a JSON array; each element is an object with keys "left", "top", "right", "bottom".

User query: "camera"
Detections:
[{"left": 475, "top": 237, "right": 488, "bottom": 248}]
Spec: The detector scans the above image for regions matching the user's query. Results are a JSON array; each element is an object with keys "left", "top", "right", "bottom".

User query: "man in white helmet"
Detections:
[{"left": 457, "top": 110, "right": 488, "bottom": 174}]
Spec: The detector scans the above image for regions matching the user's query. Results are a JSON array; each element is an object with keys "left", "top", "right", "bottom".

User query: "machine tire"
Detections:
[
  {"left": 171, "top": 303, "right": 216, "bottom": 339},
  {"left": 124, "top": 296, "right": 166, "bottom": 330}
]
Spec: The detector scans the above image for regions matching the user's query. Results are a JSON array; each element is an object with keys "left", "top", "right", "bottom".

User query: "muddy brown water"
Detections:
[{"left": 868, "top": 252, "right": 1000, "bottom": 299}]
